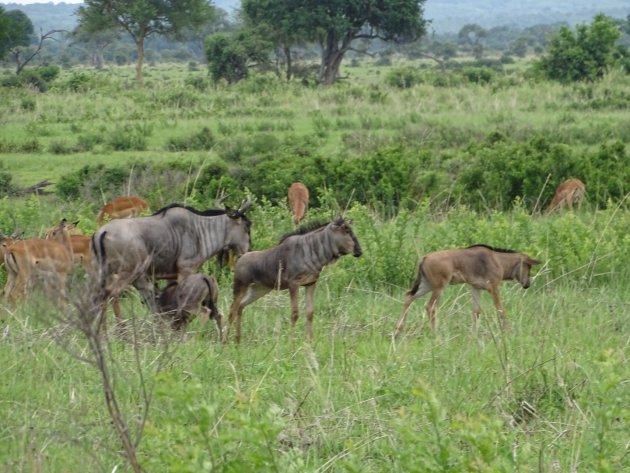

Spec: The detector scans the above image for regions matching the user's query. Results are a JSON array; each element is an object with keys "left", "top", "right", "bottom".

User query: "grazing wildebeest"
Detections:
[
  {"left": 395, "top": 244, "right": 541, "bottom": 335},
  {"left": 92, "top": 199, "right": 252, "bottom": 321},
  {"left": 157, "top": 273, "right": 221, "bottom": 332},
  {"left": 287, "top": 182, "right": 309, "bottom": 225},
  {"left": 97, "top": 195, "right": 150, "bottom": 224},
  {"left": 3, "top": 219, "right": 74, "bottom": 304},
  {"left": 224, "top": 217, "right": 362, "bottom": 344},
  {"left": 544, "top": 179, "right": 585, "bottom": 214}
]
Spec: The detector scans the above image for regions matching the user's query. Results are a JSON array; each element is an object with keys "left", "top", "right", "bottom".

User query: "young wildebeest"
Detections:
[
  {"left": 287, "top": 182, "right": 309, "bottom": 225},
  {"left": 92, "top": 199, "right": 252, "bottom": 322},
  {"left": 544, "top": 178, "right": 585, "bottom": 214},
  {"left": 157, "top": 273, "right": 222, "bottom": 333},
  {"left": 395, "top": 244, "right": 541, "bottom": 335},
  {"left": 224, "top": 217, "right": 362, "bottom": 343}
]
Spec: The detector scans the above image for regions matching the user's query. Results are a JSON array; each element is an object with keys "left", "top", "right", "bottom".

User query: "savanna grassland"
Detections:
[{"left": 0, "top": 60, "right": 628, "bottom": 472}]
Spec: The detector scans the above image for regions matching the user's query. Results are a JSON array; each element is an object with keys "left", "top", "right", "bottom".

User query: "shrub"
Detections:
[
  {"left": 165, "top": 127, "right": 215, "bottom": 151},
  {"left": 385, "top": 66, "right": 423, "bottom": 88}
]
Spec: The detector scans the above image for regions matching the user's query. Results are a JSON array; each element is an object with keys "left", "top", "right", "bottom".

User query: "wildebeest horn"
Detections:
[
  {"left": 215, "top": 192, "right": 231, "bottom": 208},
  {"left": 238, "top": 196, "right": 252, "bottom": 214}
]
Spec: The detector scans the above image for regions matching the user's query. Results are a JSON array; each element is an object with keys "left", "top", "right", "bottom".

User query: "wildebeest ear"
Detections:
[{"left": 526, "top": 257, "right": 541, "bottom": 266}]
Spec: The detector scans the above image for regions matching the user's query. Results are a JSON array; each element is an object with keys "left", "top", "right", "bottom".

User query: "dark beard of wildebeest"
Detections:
[
  {"left": 223, "top": 217, "right": 363, "bottom": 344},
  {"left": 91, "top": 199, "right": 252, "bottom": 322},
  {"left": 395, "top": 244, "right": 541, "bottom": 335}
]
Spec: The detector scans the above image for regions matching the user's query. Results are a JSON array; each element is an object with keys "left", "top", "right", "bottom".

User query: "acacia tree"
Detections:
[
  {"left": 76, "top": 0, "right": 215, "bottom": 83},
  {"left": 243, "top": 0, "right": 427, "bottom": 85}
]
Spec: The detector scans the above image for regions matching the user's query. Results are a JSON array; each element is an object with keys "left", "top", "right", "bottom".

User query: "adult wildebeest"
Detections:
[
  {"left": 157, "top": 273, "right": 221, "bottom": 332},
  {"left": 287, "top": 182, "right": 309, "bottom": 225},
  {"left": 544, "top": 179, "right": 585, "bottom": 214},
  {"left": 223, "top": 217, "right": 362, "bottom": 344},
  {"left": 395, "top": 244, "right": 541, "bottom": 335},
  {"left": 92, "top": 199, "right": 252, "bottom": 321},
  {"left": 97, "top": 195, "right": 150, "bottom": 224}
]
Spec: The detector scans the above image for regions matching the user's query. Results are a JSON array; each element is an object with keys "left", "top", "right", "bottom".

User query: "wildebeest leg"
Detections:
[
  {"left": 471, "top": 287, "right": 481, "bottom": 332},
  {"left": 425, "top": 287, "right": 444, "bottom": 331},
  {"left": 304, "top": 283, "right": 316, "bottom": 341},
  {"left": 225, "top": 284, "right": 271, "bottom": 344},
  {"left": 395, "top": 279, "right": 432, "bottom": 335},
  {"left": 289, "top": 283, "right": 300, "bottom": 329},
  {"left": 488, "top": 284, "right": 506, "bottom": 327},
  {"left": 133, "top": 275, "right": 158, "bottom": 313}
]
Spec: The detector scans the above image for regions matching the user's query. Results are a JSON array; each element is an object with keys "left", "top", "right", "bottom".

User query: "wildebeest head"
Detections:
[
  {"left": 512, "top": 255, "right": 541, "bottom": 289},
  {"left": 329, "top": 218, "right": 362, "bottom": 258},
  {"left": 223, "top": 197, "right": 253, "bottom": 257}
]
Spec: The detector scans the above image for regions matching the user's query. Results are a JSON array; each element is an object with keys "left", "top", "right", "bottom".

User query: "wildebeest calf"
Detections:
[
  {"left": 395, "top": 244, "right": 541, "bottom": 334},
  {"left": 224, "top": 217, "right": 362, "bottom": 343},
  {"left": 157, "top": 273, "right": 222, "bottom": 333}
]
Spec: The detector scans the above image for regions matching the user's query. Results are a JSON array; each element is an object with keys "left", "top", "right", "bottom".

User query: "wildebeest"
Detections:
[
  {"left": 92, "top": 199, "right": 252, "bottom": 320},
  {"left": 395, "top": 244, "right": 541, "bottom": 335},
  {"left": 97, "top": 195, "right": 150, "bottom": 224},
  {"left": 223, "top": 217, "right": 362, "bottom": 344},
  {"left": 544, "top": 178, "right": 585, "bottom": 214},
  {"left": 157, "top": 273, "right": 221, "bottom": 332},
  {"left": 3, "top": 219, "right": 74, "bottom": 304},
  {"left": 287, "top": 182, "right": 309, "bottom": 225}
]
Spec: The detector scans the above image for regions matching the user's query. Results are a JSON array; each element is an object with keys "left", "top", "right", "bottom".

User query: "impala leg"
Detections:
[
  {"left": 488, "top": 284, "right": 506, "bottom": 327},
  {"left": 471, "top": 287, "right": 481, "bottom": 333},
  {"left": 304, "top": 283, "right": 316, "bottom": 341},
  {"left": 395, "top": 280, "right": 432, "bottom": 335}
]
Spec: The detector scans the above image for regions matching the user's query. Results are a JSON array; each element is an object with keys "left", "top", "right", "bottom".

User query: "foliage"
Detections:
[
  {"left": 0, "top": 8, "right": 33, "bottom": 60},
  {"left": 385, "top": 66, "right": 424, "bottom": 88},
  {"left": 205, "top": 30, "right": 273, "bottom": 84},
  {"left": 536, "top": 14, "right": 625, "bottom": 82},
  {"left": 76, "top": 0, "right": 216, "bottom": 82}
]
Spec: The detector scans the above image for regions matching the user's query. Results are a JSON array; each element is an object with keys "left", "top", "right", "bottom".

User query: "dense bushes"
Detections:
[{"left": 55, "top": 136, "right": 628, "bottom": 214}]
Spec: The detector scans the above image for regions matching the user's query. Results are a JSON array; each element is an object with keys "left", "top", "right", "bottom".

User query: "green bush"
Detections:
[
  {"left": 385, "top": 66, "right": 423, "bottom": 88},
  {"left": 165, "top": 127, "right": 215, "bottom": 151}
]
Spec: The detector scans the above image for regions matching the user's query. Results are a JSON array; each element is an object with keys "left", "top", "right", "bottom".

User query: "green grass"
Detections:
[{"left": 0, "top": 60, "right": 628, "bottom": 471}]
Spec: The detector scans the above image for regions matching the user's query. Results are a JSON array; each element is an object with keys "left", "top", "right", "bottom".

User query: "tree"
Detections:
[
  {"left": 458, "top": 23, "right": 486, "bottom": 59},
  {"left": 0, "top": 8, "right": 33, "bottom": 65},
  {"left": 536, "top": 14, "right": 623, "bottom": 83},
  {"left": 76, "top": 0, "right": 216, "bottom": 83},
  {"left": 72, "top": 24, "right": 120, "bottom": 70},
  {"left": 205, "top": 30, "right": 273, "bottom": 83},
  {"left": 243, "top": 0, "right": 427, "bottom": 85}
]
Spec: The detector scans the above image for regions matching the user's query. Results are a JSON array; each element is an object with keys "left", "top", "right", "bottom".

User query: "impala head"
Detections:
[
  {"left": 329, "top": 218, "right": 362, "bottom": 258},
  {"left": 512, "top": 255, "right": 541, "bottom": 289}
]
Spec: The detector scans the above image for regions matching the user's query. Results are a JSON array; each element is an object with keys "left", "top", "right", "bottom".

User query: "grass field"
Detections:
[{"left": 0, "top": 60, "right": 628, "bottom": 472}]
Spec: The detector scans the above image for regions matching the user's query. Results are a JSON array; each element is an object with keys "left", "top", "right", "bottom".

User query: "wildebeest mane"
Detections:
[
  {"left": 279, "top": 220, "right": 330, "bottom": 243},
  {"left": 153, "top": 203, "right": 227, "bottom": 217},
  {"left": 467, "top": 244, "right": 516, "bottom": 254}
]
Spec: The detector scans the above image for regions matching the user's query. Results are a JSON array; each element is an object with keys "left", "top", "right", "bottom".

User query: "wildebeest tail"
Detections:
[
  {"left": 91, "top": 231, "right": 108, "bottom": 292},
  {"left": 5, "top": 251, "right": 19, "bottom": 277},
  {"left": 406, "top": 259, "right": 425, "bottom": 296}
]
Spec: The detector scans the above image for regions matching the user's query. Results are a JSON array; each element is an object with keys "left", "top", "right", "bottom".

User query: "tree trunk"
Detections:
[
  {"left": 135, "top": 38, "right": 145, "bottom": 84},
  {"left": 318, "top": 32, "right": 352, "bottom": 85},
  {"left": 283, "top": 45, "right": 292, "bottom": 81}
]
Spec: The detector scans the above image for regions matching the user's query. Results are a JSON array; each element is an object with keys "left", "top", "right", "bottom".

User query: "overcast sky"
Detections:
[{"left": 1, "top": 1, "right": 82, "bottom": 4}]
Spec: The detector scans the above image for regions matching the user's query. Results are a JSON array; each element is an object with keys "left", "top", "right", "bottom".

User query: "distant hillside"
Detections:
[{"left": 2, "top": 0, "right": 628, "bottom": 34}]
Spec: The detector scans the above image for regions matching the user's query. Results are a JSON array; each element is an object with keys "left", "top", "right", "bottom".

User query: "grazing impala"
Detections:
[
  {"left": 223, "top": 217, "right": 362, "bottom": 344},
  {"left": 395, "top": 244, "right": 541, "bottom": 335},
  {"left": 544, "top": 179, "right": 585, "bottom": 214},
  {"left": 97, "top": 195, "right": 150, "bottom": 224},
  {"left": 3, "top": 219, "right": 74, "bottom": 303},
  {"left": 287, "top": 182, "right": 309, "bottom": 225}
]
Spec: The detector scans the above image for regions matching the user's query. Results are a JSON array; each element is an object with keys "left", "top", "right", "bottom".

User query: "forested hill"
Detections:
[{"left": 2, "top": 0, "right": 628, "bottom": 34}]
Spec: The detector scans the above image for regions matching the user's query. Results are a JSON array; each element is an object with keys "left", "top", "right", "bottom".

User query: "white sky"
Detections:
[{"left": 1, "top": 1, "right": 83, "bottom": 4}]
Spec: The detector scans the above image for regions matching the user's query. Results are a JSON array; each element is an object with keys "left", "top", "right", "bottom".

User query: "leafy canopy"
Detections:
[
  {"left": 0, "top": 7, "right": 34, "bottom": 60},
  {"left": 536, "top": 14, "right": 624, "bottom": 82}
]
